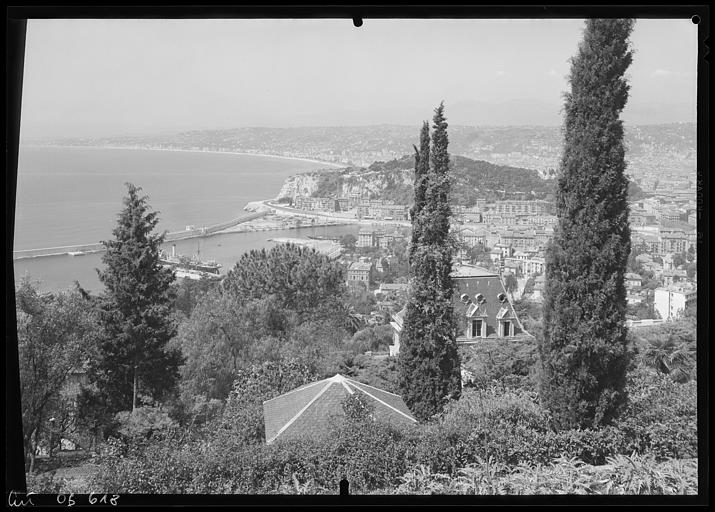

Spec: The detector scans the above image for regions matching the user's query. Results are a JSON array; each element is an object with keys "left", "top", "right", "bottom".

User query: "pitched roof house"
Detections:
[
  {"left": 389, "top": 264, "right": 527, "bottom": 355},
  {"left": 263, "top": 374, "right": 416, "bottom": 444}
]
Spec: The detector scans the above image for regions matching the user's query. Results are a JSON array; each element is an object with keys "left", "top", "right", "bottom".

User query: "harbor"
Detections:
[{"left": 12, "top": 210, "right": 268, "bottom": 261}]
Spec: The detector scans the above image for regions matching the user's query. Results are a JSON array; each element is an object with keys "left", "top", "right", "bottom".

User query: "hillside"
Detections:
[{"left": 278, "top": 154, "right": 555, "bottom": 206}]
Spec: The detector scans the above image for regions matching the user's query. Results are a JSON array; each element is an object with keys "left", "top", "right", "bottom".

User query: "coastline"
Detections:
[
  {"left": 20, "top": 143, "right": 345, "bottom": 169},
  {"left": 13, "top": 214, "right": 357, "bottom": 260}
]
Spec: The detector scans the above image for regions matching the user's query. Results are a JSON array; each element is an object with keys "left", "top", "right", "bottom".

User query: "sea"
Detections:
[{"left": 12, "top": 146, "right": 360, "bottom": 292}]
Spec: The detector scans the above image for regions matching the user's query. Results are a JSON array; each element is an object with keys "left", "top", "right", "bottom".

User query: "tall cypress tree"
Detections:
[
  {"left": 540, "top": 19, "right": 634, "bottom": 429},
  {"left": 94, "top": 183, "right": 182, "bottom": 412},
  {"left": 409, "top": 121, "right": 430, "bottom": 262},
  {"left": 399, "top": 102, "right": 461, "bottom": 422}
]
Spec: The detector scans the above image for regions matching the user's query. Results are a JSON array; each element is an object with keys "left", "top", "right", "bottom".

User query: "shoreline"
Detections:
[
  {"left": 13, "top": 217, "right": 358, "bottom": 260},
  {"left": 21, "top": 143, "right": 345, "bottom": 169}
]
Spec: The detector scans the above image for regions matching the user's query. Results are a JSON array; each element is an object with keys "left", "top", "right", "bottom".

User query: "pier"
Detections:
[{"left": 13, "top": 211, "right": 268, "bottom": 261}]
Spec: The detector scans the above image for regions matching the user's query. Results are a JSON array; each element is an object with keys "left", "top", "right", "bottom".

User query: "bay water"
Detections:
[{"left": 13, "top": 146, "right": 358, "bottom": 292}]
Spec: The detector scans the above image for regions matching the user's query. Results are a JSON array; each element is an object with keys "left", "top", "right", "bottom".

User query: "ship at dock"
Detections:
[{"left": 159, "top": 244, "right": 222, "bottom": 280}]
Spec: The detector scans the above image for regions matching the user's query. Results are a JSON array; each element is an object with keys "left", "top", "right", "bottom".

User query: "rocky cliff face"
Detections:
[
  {"left": 277, "top": 173, "right": 324, "bottom": 199},
  {"left": 338, "top": 169, "right": 413, "bottom": 199},
  {"left": 277, "top": 166, "right": 414, "bottom": 202}
]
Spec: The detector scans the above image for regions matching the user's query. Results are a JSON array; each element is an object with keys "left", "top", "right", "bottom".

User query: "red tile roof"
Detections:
[{"left": 262, "top": 374, "right": 416, "bottom": 444}]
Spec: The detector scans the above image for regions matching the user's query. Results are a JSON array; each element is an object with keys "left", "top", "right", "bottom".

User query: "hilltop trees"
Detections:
[
  {"left": 222, "top": 244, "right": 346, "bottom": 321},
  {"left": 398, "top": 103, "right": 461, "bottom": 422},
  {"left": 92, "top": 183, "right": 183, "bottom": 412},
  {"left": 540, "top": 19, "right": 635, "bottom": 429}
]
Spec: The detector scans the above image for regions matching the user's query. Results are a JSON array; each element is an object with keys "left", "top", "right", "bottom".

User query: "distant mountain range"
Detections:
[
  {"left": 447, "top": 99, "right": 696, "bottom": 126},
  {"left": 31, "top": 121, "right": 695, "bottom": 178}
]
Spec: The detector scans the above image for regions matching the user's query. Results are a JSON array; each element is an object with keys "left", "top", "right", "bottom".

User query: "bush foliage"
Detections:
[{"left": 89, "top": 363, "right": 697, "bottom": 494}]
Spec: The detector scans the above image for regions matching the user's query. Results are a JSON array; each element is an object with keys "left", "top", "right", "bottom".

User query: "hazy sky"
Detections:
[{"left": 20, "top": 18, "right": 698, "bottom": 138}]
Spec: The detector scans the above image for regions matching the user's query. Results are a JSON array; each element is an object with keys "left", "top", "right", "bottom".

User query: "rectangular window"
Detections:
[
  {"left": 502, "top": 321, "right": 511, "bottom": 337},
  {"left": 471, "top": 319, "right": 482, "bottom": 338}
]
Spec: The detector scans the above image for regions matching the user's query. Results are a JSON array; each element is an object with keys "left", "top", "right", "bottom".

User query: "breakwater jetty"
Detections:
[{"left": 13, "top": 211, "right": 268, "bottom": 261}]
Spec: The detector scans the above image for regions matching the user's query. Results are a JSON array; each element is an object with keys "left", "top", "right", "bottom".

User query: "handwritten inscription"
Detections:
[
  {"left": 7, "top": 491, "right": 119, "bottom": 507},
  {"left": 89, "top": 494, "right": 120, "bottom": 506},
  {"left": 8, "top": 491, "right": 35, "bottom": 507},
  {"left": 55, "top": 493, "right": 120, "bottom": 506}
]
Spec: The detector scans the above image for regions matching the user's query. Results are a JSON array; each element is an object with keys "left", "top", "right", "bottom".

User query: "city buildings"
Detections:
[
  {"left": 654, "top": 285, "right": 696, "bottom": 321},
  {"left": 347, "top": 261, "right": 374, "bottom": 288}
]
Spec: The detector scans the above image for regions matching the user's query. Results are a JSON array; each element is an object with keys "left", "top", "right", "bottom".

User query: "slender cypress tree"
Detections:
[
  {"left": 94, "top": 183, "right": 182, "bottom": 412},
  {"left": 540, "top": 19, "right": 635, "bottom": 429},
  {"left": 399, "top": 102, "right": 461, "bottom": 422},
  {"left": 409, "top": 121, "right": 430, "bottom": 262}
]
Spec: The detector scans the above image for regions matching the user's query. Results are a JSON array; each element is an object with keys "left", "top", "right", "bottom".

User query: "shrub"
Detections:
[
  {"left": 90, "top": 417, "right": 420, "bottom": 494},
  {"left": 460, "top": 339, "right": 540, "bottom": 391},
  {"left": 115, "top": 405, "right": 178, "bottom": 440},
  {"left": 26, "top": 471, "right": 64, "bottom": 494},
  {"left": 395, "top": 454, "right": 698, "bottom": 495},
  {"left": 90, "top": 359, "right": 697, "bottom": 493},
  {"left": 613, "top": 368, "right": 697, "bottom": 460}
]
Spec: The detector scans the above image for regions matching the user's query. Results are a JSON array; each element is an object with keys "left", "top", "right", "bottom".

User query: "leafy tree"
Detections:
[
  {"left": 343, "top": 306, "right": 367, "bottom": 335},
  {"left": 348, "top": 324, "right": 394, "bottom": 353},
  {"left": 387, "top": 239, "right": 410, "bottom": 280},
  {"left": 398, "top": 103, "right": 462, "bottom": 422},
  {"left": 686, "top": 245, "right": 695, "bottom": 263},
  {"left": 685, "top": 261, "right": 697, "bottom": 280},
  {"left": 465, "top": 244, "right": 489, "bottom": 266},
  {"left": 627, "top": 300, "right": 656, "bottom": 321},
  {"left": 284, "top": 318, "right": 351, "bottom": 375},
  {"left": 672, "top": 252, "right": 687, "bottom": 268},
  {"left": 16, "top": 279, "right": 97, "bottom": 472},
  {"left": 339, "top": 234, "right": 358, "bottom": 251},
  {"left": 635, "top": 323, "right": 696, "bottom": 383},
  {"left": 173, "top": 290, "right": 297, "bottom": 400},
  {"left": 171, "top": 276, "right": 221, "bottom": 318},
  {"left": 94, "top": 183, "right": 183, "bottom": 412},
  {"left": 626, "top": 244, "right": 645, "bottom": 274},
  {"left": 222, "top": 243, "right": 346, "bottom": 321},
  {"left": 346, "top": 286, "right": 377, "bottom": 316},
  {"left": 504, "top": 273, "right": 519, "bottom": 301},
  {"left": 540, "top": 20, "right": 635, "bottom": 429}
]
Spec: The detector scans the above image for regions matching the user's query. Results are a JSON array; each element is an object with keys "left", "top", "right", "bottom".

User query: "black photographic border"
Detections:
[{"left": 5, "top": 4, "right": 709, "bottom": 508}]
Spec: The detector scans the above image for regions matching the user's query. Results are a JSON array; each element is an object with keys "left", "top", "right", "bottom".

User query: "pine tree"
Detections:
[
  {"left": 398, "top": 103, "right": 461, "bottom": 422},
  {"left": 222, "top": 243, "right": 346, "bottom": 321},
  {"left": 540, "top": 19, "right": 635, "bottom": 429},
  {"left": 94, "top": 183, "right": 182, "bottom": 412}
]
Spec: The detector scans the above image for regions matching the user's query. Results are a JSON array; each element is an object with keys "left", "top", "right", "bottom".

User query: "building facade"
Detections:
[
  {"left": 347, "top": 261, "right": 374, "bottom": 287},
  {"left": 389, "top": 265, "right": 527, "bottom": 356},
  {"left": 654, "top": 285, "right": 696, "bottom": 321}
]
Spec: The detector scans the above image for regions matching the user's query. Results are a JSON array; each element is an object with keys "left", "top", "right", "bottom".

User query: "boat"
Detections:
[
  {"left": 159, "top": 244, "right": 222, "bottom": 275},
  {"left": 173, "top": 267, "right": 222, "bottom": 281}
]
